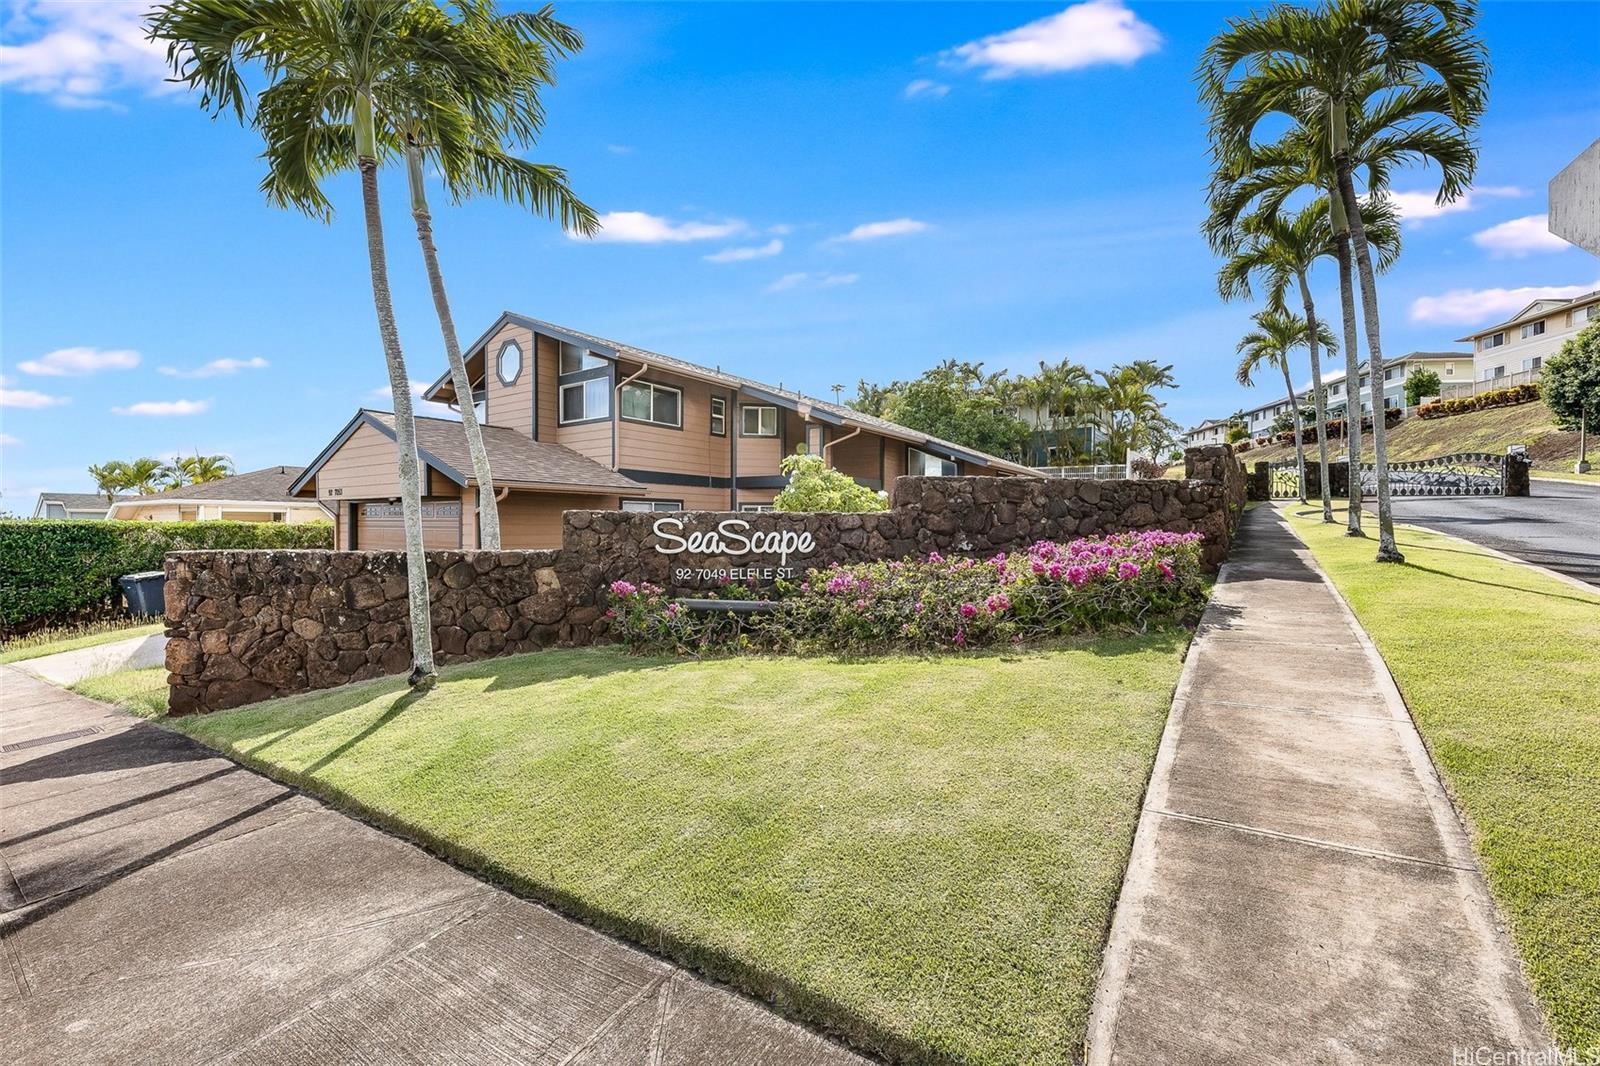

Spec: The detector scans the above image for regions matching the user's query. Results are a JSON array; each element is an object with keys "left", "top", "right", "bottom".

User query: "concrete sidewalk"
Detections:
[
  {"left": 15, "top": 631, "right": 167, "bottom": 686},
  {"left": 1087, "top": 505, "right": 1551, "bottom": 1064},
  {"left": 0, "top": 667, "right": 865, "bottom": 1066}
]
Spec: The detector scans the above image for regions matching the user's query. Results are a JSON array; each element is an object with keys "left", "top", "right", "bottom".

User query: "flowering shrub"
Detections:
[
  {"left": 606, "top": 531, "right": 1207, "bottom": 655},
  {"left": 1418, "top": 382, "right": 1540, "bottom": 420}
]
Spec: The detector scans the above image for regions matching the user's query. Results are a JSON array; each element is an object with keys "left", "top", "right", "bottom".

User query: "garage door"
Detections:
[{"left": 356, "top": 500, "right": 461, "bottom": 550}]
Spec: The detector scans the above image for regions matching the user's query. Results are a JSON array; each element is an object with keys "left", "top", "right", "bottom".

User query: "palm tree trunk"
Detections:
[
  {"left": 1331, "top": 219, "right": 1365, "bottom": 537},
  {"left": 357, "top": 102, "right": 436, "bottom": 686},
  {"left": 1295, "top": 271, "right": 1333, "bottom": 519},
  {"left": 1335, "top": 160, "right": 1403, "bottom": 563},
  {"left": 405, "top": 145, "right": 502, "bottom": 550},
  {"left": 1277, "top": 355, "right": 1309, "bottom": 506}
]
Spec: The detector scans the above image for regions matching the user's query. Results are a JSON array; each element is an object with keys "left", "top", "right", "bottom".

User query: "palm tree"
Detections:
[
  {"left": 182, "top": 454, "right": 234, "bottom": 483},
  {"left": 157, "top": 461, "right": 191, "bottom": 491},
  {"left": 88, "top": 461, "right": 131, "bottom": 503},
  {"left": 1213, "top": 198, "right": 1399, "bottom": 521},
  {"left": 123, "top": 457, "right": 167, "bottom": 495},
  {"left": 149, "top": 0, "right": 491, "bottom": 687},
  {"left": 390, "top": 3, "right": 596, "bottom": 549},
  {"left": 1200, "top": 0, "right": 1488, "bottom": 561},
  {"left": 1236, "top": 309, "right": 1338, "bottom": 505},
  {"left": 1094, "top": 363, "right": 1180, "bottom": 465}
]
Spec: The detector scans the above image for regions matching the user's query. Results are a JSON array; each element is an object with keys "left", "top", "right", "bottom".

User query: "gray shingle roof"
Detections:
[
  {"left": 37, "top": 492, "right": 125, "bottom": 513},
  {"left": 368, "top": 411, "right": 642, "bottom": 492}
]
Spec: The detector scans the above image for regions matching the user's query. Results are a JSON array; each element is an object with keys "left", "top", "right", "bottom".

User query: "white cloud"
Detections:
[
  {"left": 606, "top": 144, "right": 633, "bottom": 155},
  {"left": 943, "top": 1, "right": 1161, "bottom": 79},
  {"left": 577, "top": 211, "right": 747, "bottom": 244},
  {"left": 158, "top": 356, "right": 270, "bottom": 378},
  {"left": 765, "top": 272, "right": 859, "bottom": 294},
  {"left": 1386, "top": 185, "right": 1523, "bottom": 226},
  {"left": 112, "top": 399, "right": 211, "bottom": 417},
  {"left": 18, "top": 345, "right": 139, "bottom": 376},
  {"left": 0, "top": 0, "right": 174, "bottom": 108},
  {"left": 0, "top": 381, "right": 69, "bottom": 408},
  {"left": 1471, "top": 215, "right": 1571, "bottom": 258},
  {"left": 904, "top": 79, "right": 950, "bottom": 100},
  {"left": 704, "top": 239, "right": 783, "bottom": 263},
  {"left": 1408, "top": 279, "right": 1600, "bottom": 326},
  {"left": 829, "top": 218, "right": 929, "bottom": 243},
  {"left": 0, "top": 433, "right": 19, "bottom": 446}
]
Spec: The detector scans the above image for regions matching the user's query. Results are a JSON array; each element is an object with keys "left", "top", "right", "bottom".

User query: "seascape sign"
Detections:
[{"left": 651, "top": 516, "right": 818, "bottom": 584}]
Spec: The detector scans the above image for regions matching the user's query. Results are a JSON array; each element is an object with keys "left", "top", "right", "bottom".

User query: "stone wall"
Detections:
[{"left": 165, "top": 446, "right": 1244, "bottom": 715}]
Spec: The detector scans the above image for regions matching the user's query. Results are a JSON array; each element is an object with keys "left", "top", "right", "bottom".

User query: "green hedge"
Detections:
[
  {"left": 1418, "top": 382, "right": 1541, "bottom": 419},
  {"left": 0, "top": 520, "right": 333, "bottom": 636}
]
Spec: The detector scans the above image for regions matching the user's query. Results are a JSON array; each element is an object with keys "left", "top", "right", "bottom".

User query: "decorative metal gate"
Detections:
[
  {"left": 1360, "top": 452, "right": 1505, "bottom": 497},
  {"left": 1268, "top": 460, "right": 1302, "bottom": 499}
]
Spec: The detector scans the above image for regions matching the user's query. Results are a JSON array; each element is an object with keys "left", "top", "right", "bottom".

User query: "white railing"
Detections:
[
  {"left": 1438, "top": 366, "right": 1542, "bottom": 400},
  {"left": 1032, "top": 464, "right": 1129, "bottom": 479}
]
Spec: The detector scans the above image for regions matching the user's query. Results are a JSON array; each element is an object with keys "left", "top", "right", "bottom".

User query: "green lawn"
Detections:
[
  {"left": 1, "top": 621, "right": 164, "bottom": 664},
  {"left": 1283, "top": 507, "right": 1600, "bottom": 1052},
  {"left": 122, "top": 639, "right": 1187, "bottom": 1064},
  {"left": 71, "top": 665, "right": 172, "bottom": 717}
]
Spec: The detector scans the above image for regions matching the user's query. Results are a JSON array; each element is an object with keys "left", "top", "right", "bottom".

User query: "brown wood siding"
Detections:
[
  {"left": 828, "top": 430, "right": 883, "bottom": 486},
  {"left": 535, "top": 333, "right": 559, "bottom": 441},
  {"left": 624, "top": 485, "right": 728, "bottom": 511},
  {"left": 883, "top": 439, "right": 908, "bottom": 496},
  {"left": 315, "top": 421, "right": 460, "bottom": 510},
  {"left": 736, "top": 489, "right": 779, "bottom": 508},
  {"left": 482, "top": 323, "right": 535, "bottom": 437},
  {"left": 617, "top": 369, "right": 730, "bottom": 478},
  {"left": 499, "top": 491, "right": 621, "bottom": 549},
  {"left": 355, "top": 498, "right": 461, "bottom": 551},
  {"left": 735, "top": 401, "right": 783, "bottom": 477},
  {"left": 556, "top": 419, "right": 613, "bottom": 466}
]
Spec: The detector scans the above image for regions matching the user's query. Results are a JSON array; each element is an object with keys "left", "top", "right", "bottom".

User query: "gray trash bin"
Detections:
[{"left": 119, "top": 570, "right": 167, "bottom": 618}]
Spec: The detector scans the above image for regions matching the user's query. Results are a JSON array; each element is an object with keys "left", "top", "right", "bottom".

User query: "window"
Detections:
[
  {"left": 1521, "top": 321, "right": 1545, "bottom": 339},
  {"left": 739, "top": 503, "right": 774, "bottom": 513},
  {"left": 619, "top": 381, "right": 682, "bottom": 427},
  {"left": 741, "top": 404, "right": 778, "bottom": 436},
  {"left": 1481, "top": 332, "right": 1505, "bottom": 350},
  {"left": 710, "top": 396, "right": 727, "bottom": 436},
  {"left": 497, "top": 341, "right": 522, "bottom": 385},
  {"left": 1482, "top": 364, "right": 1506, "bottom": 381},
  {"left": 1444, "top": 364, "right": 1453, "bottom": 376},
  {"left": 560, "top": 378, "right": 610, "bottom": 423},
  {"left": 621, "top": 498, "right": 682, "bottom": 513},
  {"left": 908, "top": 447, "right": 958, "bottom": 477},
  {"left": 1522, "top": 356, "right": 1543, "bottom": 372},
  {"left": 806, "top": 423, "right": 825, "bottom": 455},
  {"left": 1575, "top": 304, "right": 1600, "bottom": 324},
  {"left": 559, "top": 340, "right": 606, "bottom": 375}
]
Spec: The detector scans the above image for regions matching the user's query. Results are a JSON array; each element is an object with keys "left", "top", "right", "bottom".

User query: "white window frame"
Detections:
[
  {"left": 1521, "top": 321, "right": 1545, "bottom": 339},
  {"left": 739, "top": 503, "right": 774, "bottom": 513},
  {"left": 710, "top": 395, "right": 727, "bottom": 436},
  {"left": 741, "top": 404, "right": 778, "bottom": 437},
  {"left": 559, "top": 378, "right": 611, "bottom": 424},
  {"left": 908, "top": 447, "right": 958, "bottom": 477},
  {"left": 620, "top": 498, "right": 682, "bottom": 513},
  {"left": 559, "top": 340, "right": 606, "bottom": 375},
  {"left": 1481, "top": 332, "right": 1506, "bottom": 350},
  {"left": 618, "top": 380, "right": 682, "bottom": 428},
  {"left": 496, "top": 340, "right": 523, "bottom": 385}
]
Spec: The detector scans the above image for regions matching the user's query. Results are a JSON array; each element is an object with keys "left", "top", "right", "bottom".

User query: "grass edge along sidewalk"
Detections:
[
  {"left": 1282, "top": 505, "right": 1600, "bottom": 1054},
  {"left": 79, "top": 638, "right": 1188, "bottom": 1065}
]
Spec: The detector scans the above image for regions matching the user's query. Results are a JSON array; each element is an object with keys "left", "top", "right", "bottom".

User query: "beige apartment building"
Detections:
[
  {"left": 292, "top": 313, "right": 1035, "bottom": 550},
  {"left": 1455, "top": 289, "right": 1600, "bottom": 395}
]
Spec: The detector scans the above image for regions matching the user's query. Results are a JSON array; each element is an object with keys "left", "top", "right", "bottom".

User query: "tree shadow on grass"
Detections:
[{"left": 1395, "top": 561, "right": 1600, "bottom": 609}]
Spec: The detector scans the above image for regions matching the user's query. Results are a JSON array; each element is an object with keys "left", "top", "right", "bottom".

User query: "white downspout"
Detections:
[{"left": 612, "top": 360, "right": 650, "bottom": 471}]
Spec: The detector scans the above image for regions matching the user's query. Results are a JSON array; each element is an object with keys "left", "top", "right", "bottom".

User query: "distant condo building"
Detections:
[{"left": 1453, "top": 289, "right": 1600, "bottom": 396}]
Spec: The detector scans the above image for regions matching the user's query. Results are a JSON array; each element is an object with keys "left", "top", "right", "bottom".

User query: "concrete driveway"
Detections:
[{"left": 1367, "top": 480, "right": 1600, "bottom": 587}]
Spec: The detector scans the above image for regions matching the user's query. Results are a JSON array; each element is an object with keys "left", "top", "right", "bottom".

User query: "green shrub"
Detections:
[
  {"left": 1405, "top": 368, "right": 1442, "bottom": 406},
  {"left": 608, "top": 531, "right": 1207, "bottom": 656},
  {"left": 1418, "top": 382, "right": 1540, "bottom": 419},
  {"left": 0, "top": 520, "right": 333, "bottom": 635},
  {"left": 773, "top": 451, "right": 889, "bottom": 513}
]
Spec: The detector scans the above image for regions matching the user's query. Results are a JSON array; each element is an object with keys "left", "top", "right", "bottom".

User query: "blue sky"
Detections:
[{"left": 2, "top": 0, "right": 1597, "bottom": 505}]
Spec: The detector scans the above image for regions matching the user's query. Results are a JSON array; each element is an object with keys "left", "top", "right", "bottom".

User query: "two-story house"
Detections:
[
  {"left": 291, "top": 313, "right": 1036, "bottom": 550},
  {"left": 1455, "top": 289, "right": 1600, "bottom": 394}
]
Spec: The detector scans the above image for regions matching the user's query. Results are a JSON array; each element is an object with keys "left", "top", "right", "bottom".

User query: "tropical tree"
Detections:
[
  {"left": 149, "top": 0, "right": 503, "bottom": 687},
  {"left": 1236, "top": 309, "right": 1338, "bottom": 505},
  {"left": 182, "top": 453, "right": 235, "bottom": 482},
  {"left": 1403, "top": 367, "right": 1441, "bottom": 406},
  {"left": 773, "top": 451, "right": 888, "bottom": 513},
  {"left": 122, "top": 457, "right": 167, "bottom": 495},
  {"left": 1540, "top": 321, "right": 1600, "bottom": 473},
  {"left": 1200, "top": 0, "right": 1488, "bottom": 561},
  {"left": 1212, "top": 198, "right": 1399, "bottom": 521},
  {"left": 88, "top": 461, "right": 132, "bottom": 502},
  {"left": 391, "top": 2, "right": 596, "bottom": 549},
  {"left": 1025, "top": 357, "right": 1095, "bottom": 464},
  {"left": 877, "top": 360, "right": 1032, "bottom": 460},
  {"left": 157, "top": 461, "right": 190, "bottom": 491},
  {"left": 1092, "top": 362, "right": 1180, "bottom": 464}
]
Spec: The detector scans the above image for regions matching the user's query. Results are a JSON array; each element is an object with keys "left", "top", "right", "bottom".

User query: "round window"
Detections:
[{"left": 497, "top": 341, "right": 522, "bottom": 384}]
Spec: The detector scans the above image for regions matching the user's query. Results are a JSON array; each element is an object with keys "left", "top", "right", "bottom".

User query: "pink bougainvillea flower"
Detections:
[
  {"left": 609, "top": 580, "right": 637, "bottom": 598},
  {"left": 1157, "top": 560, "right": 1175, "bottom": 582},
  {"left": 959, "top": 602, "right": 979, "bottom": 619},
  {"left": 1065, "top": 564, "right": 1089, "bottom": 586},
  {"left": 1117, "top": 561, "right": 1141, "bottom": 581},
  {"left": 985, "top": 591, "right": 1010, "bottom": 613},
  {"left": 927, "top": 550, "right": 944, "bottom": 563}
]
